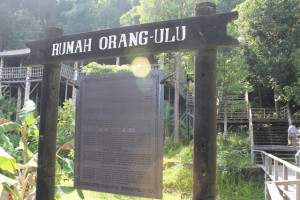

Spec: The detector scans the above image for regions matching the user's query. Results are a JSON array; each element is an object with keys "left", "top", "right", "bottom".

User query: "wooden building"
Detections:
[{"left": 0, "top": 48, "right": 78, "bottom": 117}]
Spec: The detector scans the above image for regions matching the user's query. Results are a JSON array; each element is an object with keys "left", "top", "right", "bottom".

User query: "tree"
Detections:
[
  {"left": 0, "top": 1, "right": 39, "bottom": 50},
  {"left": 57, "top": 0, "right": 97, "bottom": 34},
  {"left": 215, "top": 0, "right": 248, "bottom": 139},
  {"left": 121, "top": 0, "right": 203, "bottom": 142},
  {"left": 285, "top": 48, "right": 300, "bottom": 106},
  {"left": 237, "top": 0, "right": 300, "bottom": 110},
  {"left": 217, "top": 47, "right": 250, "bottom": 139}
]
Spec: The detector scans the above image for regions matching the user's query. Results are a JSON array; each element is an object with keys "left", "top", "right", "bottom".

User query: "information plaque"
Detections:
[{"left": 74, "top": 70, "right": 164, "bottom": 199}]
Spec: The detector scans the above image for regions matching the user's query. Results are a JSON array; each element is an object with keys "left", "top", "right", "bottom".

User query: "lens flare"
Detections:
[{"left": 131, "top": 57, "right": 151, "bottom": 78}]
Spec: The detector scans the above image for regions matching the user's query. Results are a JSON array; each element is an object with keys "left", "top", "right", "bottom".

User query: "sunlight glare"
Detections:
[{"left": 131, "top": 57, "right": 151, "bottom": 78}]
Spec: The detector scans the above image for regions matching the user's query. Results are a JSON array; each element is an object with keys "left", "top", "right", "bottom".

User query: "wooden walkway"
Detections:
[
  {"left": 258, "top": 164, "right": 300, "bottom": 200},
  {"left": 255, "top": 150, "right": 300, "bottom": 200}
]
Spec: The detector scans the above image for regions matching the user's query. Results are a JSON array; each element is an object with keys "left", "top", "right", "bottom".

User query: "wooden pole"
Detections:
[
  {"left": 193, "top": 3, "right": 217, "bottom": 200},
  {"left": 65, "top": 80, "right": 68, "bottom": 100},
  {"left": 24, "top": 66, "right": 31, "bottom": 104},
  {"left": 72, "top": 61, "right": 78, "bottom": 111},
  {"left": 36, "top": 27, "right": 63, "bottom": 200},
  {"left": 16, "top": 86, "right": 22, "bottom": 122},
  {"left": 0, "top": 57, "right": 3, "bottom": 93},
  {"left": 174, "top": 53, "right": 182, "bottom": 142}
]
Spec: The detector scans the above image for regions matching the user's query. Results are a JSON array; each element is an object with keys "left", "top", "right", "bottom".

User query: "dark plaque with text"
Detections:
[{"left": 74, "top": 70, "right": 164, "bottom": 199}]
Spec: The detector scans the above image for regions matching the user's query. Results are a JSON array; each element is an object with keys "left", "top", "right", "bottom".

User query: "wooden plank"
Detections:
[
  {"left": 268, "top": 157, "right": 272, "bottom": 175},
  {"left": 296, "top": 172, "right": 300, "bottom": 200},
  {"left": 267, "top": 179, "right": 300, "bottom": 186},
  {"left": 266, "top": 183, "right": 283, "bottom": 200},
  {"left": 254, "top": 145, "right": 300, "bottom": 151},
  {"left": 274, "top": 160, "right": 278, "bottom": 181}
]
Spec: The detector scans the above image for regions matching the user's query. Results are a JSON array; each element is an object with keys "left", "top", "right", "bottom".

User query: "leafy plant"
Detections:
[
  {"left": 0, "top": 92, "right": 17, "bottom": 121},
  {"left": 57, "top": 99, "right": 75, "bottom": 158},
  {"left": 0, "top": 146, "right": 37, "bottom": 200},
  {"left": 54, "top": 140, "right": 84, "bottom": 200},
  {"left": 0, "top": 100, "right": 39, "bottom": 164},
  {"left": 81, "top": 62, "right": 132, "bottom": 75}
]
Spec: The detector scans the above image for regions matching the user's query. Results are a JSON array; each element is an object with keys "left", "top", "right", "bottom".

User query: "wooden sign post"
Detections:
[
  {"left": 24, "top": 3, "right": 238, "bottom": 200},
  {"left": 193, "top": 3, "right": 217, "bottom": 199},
  {"left": 35, "top": 27, "right": 63, "bottom": 200}
]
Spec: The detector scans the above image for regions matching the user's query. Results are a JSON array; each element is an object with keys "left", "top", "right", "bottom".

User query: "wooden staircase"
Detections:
[
  {"left": 163, "top": 73, "right": 250, "bottom": 140},
  {"left": 253, "top": 121, "right": 288, "bottom": 146},
  {"left": 250, "top": 106, "right": 295, "bottom": 163}
]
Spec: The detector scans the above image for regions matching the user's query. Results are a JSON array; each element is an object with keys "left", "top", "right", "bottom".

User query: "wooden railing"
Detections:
[
  {"left": 251, "top": 108, "right": 277, "bottom": 119},
  {"left": 1, "top": 67, "right": 27, "bottom": 79},
  {"left": 0, "top": 65, "right": 74, "bottom": 81},
  {"left": 251, "top": 106, "right": 288, "bottom": 119},
  {"left": 217, "top": 109, "right": 248, "bottom": 120},
  {"left": 254, "top": 150, "right": 300, "bottom": 200}
]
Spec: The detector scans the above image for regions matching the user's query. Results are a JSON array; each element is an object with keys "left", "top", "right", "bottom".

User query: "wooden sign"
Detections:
[
  {"left": 74, "top": 71, "right": 164, "bottom": 198},
  {"left": 24, "top": 12, "right": 238, "bottom": 66}
]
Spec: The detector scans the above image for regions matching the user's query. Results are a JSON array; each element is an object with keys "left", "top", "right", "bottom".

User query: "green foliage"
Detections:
[
  {"left": 163, "top": 142, "right": 193, "bottom": 193},
  {"left": 81, "top": 62, "right": 132, "bottom": 75},
  {"left": 55, "top": 155, "right": 84, "bottom": 199},
  {"left": 217, "top": 131, "right": 250, "bottom": 150},
  {"left": 57, "top": 0, "right": 132, "bottom": 34},
  {"left": 284, "top": 48, "right": 300, "bottom": 105},
  {"left": 216, "top": 131, "right": 263, "bottom": 199},
  {"left": 237, "top": 0, "right": 300, "bottom": 104},
  {"left": 163, "top": 163, "right": 192, "bottom": 193},
  {"left": 57, "top": 99, "right": 75, "bottom": 152},
  {"left": 0, "top": 0, "right": 39, "bottom": 50},
  {"left": 0, "top": 146, "right": 19, "bottom": 171},
  {"left": 0, "top": 92, "right": 17, "bottom": 121},
  {"left": 216, "top": 170, "right": 264, "bottom": 200},
  {"left": 0, "top": 147, "right": 37, "bottom": 200},
  {"left": 0, "top": 100, "right": 39, "bottom": 164}
]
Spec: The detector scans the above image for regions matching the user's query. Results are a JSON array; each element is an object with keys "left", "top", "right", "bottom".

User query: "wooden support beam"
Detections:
[
  {"left": 35, "top": 27, "right": 63, "bottom": 200},
  {"left": 266, "top": 179, "right": 300, "bottom": 186},
  {"left": 24, "top": 67, "right": 31, "bottom": 104},
  {"left": 274, "top": 160, "right": 278, "bottom": 181},
  {"left": 268, "top": 157, "right": 272, "bottom": 175},
  {"left": 193, "top": 3, "right": 217, "bottom": 200},
  {"left": 283, "top": 164, "right": 288, "bottom": 190}
]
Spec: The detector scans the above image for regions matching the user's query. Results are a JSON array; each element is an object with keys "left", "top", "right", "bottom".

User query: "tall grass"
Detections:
[{"left": 216, "top": 131, "right": 264, "bottom": 200}]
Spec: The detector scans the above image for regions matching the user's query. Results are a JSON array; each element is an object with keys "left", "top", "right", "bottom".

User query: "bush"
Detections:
[
  {"left": 57, "top": 99, "right": 75, "bottom": 158},
  {"left": 0, "top": 92, "right": 17, "bottom": 121}
]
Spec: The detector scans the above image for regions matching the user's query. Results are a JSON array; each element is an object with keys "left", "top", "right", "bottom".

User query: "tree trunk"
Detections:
[
  {"left": 174, "top": 53, "right": 181, "bottom": 142},
  {"left": 72, "top": 62, "right": 79, "bottom": 111},
  {"left": 22, "top": 134, "right": 28, "bottom": 164},
  {"left": 287, "top": 103, "right": 292, "bottom": 125},
  {"left": 16, "top": 86, "right": 22, "bottom": 122},
  {"left": 258, "top": 84, "right": 262, "bottom": 108},
  {"left": 273, "top": 86, "right": 280, "bottom": 118}
]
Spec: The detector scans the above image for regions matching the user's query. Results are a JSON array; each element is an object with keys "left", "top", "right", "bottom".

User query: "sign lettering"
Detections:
[{"left": 25, "top": 12, "right": 238, "bottom": 66}]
